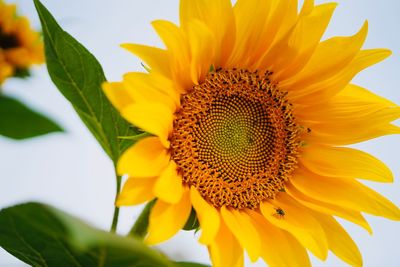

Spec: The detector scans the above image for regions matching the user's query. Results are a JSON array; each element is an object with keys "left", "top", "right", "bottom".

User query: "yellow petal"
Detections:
[
  {"left": 303, "top": 123, "right": 400, "bottom": 146},
  {"left": 121, "top": 43, "right": 170, "bottom": 77},
  {"left": 251, "top": 0, "right": 304, "bottom": 71},
  {"left": 303, "top": 117, "right": 400, "bottom": 146},
  {"left": 116, "top": 177, "right": 157, "bottom": 206},
  {"left": 227, "top": 0, "right": 273, "bottom": 67},
  {"left": 154, "top": 160, "right": 183, "bottom": 204},
  {"left": 220, "top": 206, "right": 261, "bottom": 262},
  {"left": 102, "top": 82, "right": 133, "bottom": 110},
  {"left": 275, "top": 3, "right": 338, "bottom": 80},
  {"left": 297, "top": 87, "right": 400, "bottom": 145},
  {"left": 247, "top": 210, "right": 311, "bottom": 267},
  {"left": 260, "top": 3, "right": 337, "bottom": 78},
  {"left": 311, "top": 212, "right": 363, "bottom": 267},
  {"left": 185, "top": 19, "right": 215, "bottom": 84},
  {"left": 261, "top": 194, "right": 328, "bottom": 260},
  {"left": 152, "top": 20, "right": 192, "bottom": 90},
  {"left": 300, "top": 144, "right": 393, "bottom": 182},
  {"left": 123, "top": 72, "right": 180, "bottom": 108},
  {"left": 290, "top": 49, "right": 391, "bottom": 104},
  {"left": 179, "top": 0, "right": 235, "bottom": 67},
  {"left": 0, "top": 63, "right": 13, "bottom": 83},
  {"left": 152, "top": 19, "right": 188, "bottom": 57},
  {"left": 286, "top": 181, "right": 372, "bottom": 234},
  {"left": 208, "top": 219, "right": 244, "bottom": 267},
  {"left": 117, "top": 137, "right": 169, "bottom": 177},
  {"left": 299, "top": 104, "right": 399, "bottom": 124},
  {"left": 282, "top": 21, "right": 368, "bottom": 88},
  {"left": 337, "top": 84, "right": 397, "bottom": 107},
  {"left": 190, "top": 187, "right": 220, "bottom": 245},
  {"left": 145, "top": 188, "right": 191, "bottom": 245},
  {"left": 249, "top": 0, "right": 294, "bottom": 69},
  {"left": 299, "top": 0, "right": 314, "bottom": 16},
  {"left": 297, "top": 85, "right": 400, "bottom": 125},
  {"left": 291, "top": 169, "right": 400, "bottom": 220},
  {"left": 121, "top": 103, "right": 173, "bottom": 146}
]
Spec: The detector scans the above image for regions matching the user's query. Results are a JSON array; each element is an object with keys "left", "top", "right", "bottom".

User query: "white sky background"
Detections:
[{"left": 0, "top": 0, "right": 399, "bottom": 266}]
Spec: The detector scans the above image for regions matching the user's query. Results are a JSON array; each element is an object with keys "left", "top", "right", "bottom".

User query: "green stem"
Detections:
[
  {"left": 128, "top": 199, "right": 156, "bottom": 239},
  {"left": 110, "top": 172, "right": 122, "bottom": 233}
]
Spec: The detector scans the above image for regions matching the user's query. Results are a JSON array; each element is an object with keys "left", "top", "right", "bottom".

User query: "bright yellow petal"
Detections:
[
  {"left": 281, "top": 21, "right": 368, "bottom": 87},
  {"left": 152, "top": 20, "right": 193, "bottom": 90},
  {"left": 146, "top": 188, "right": 191, "bottom": 245},
  {"left": 227, "top": 0, "right": 273, "bottom": 67},
  {"left": 0, "top": 63, "right": 13, "bottom": 83},
  {"left": 116, "top": 177, "right": 157, "bottom": 206},
  {"left": 179, "top": 0, "right": 235, "bottom": 67},
  {"left": 102, "top": 82, "right": 133, "bottom": 110},
  {"left": 299, "top": 0, "right": 314, "bottom": 16},
  {"left": 297, "top": 86, "right": 400, "bottom": 123},
  {"left": 303, "top": 123, "right": 400, "bottom": 146},
  {"left": 261, "top": 193, "right": 329, "bottom": 260},
  {"left": 117, "top": 137, "right": 169, "bottom": 177},
  {"left": 299, "top": 105, "right": 400, "bottom": 124},
  {"left": 123, "top": 72, "right": 179, "bottom": 108},
  {"left": 273, "top": 0, "right": 298, "bottom": 42},
  {"left": 185, "top": 19, "right": 215, "bottom": 84},
  {"left": 260, "top": 3, "right": 337, "bottom": 79},
  {"left": 153, "top": 160, "right": 183, "bottom": 204},
  {"left": 121, "top": 103, "right": 173, "bottom": 146},
  {"left": 297, "top": 88, "right": 400, "bottom": 145},
  {"left": 337, "top": 84, "right": 397, "bottom": 106},
  {"left": 274, "top": 3, "right": 338, "bottom": 80},
  {"left": 190, "top": 187, "right": 220, "bottom": 245},
  {"left": 248, "top": 210, "right": 311, "bottom": 267},
  {"left": 220, "top": 206, "right": 261, "bottom": 262},
  {"left": 291, "top": 170, "right": 400, "bottom": 220},
  {"left": 290, "top": 49, "right": 391, "bottom": 104},
  {"left": 121, "top": 43, "right": 171, "bottom": 77},
  {"left": 208, "top": 219, "right": 244, "bottom": 267},
  {"left": 300, "top": 144, "right": 393, "bottom": 182},
  {"left": 311, "top": 212, "right": 363, "bottom": 267},
  {"left": 286, "top": 181, "right": 372, "bottom": 234}
]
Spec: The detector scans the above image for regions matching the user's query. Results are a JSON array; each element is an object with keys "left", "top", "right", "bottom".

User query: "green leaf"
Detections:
[
  {"left": 0, "top": 202, "right": 177, "bottom": 267},
  {"left": 129, "top": 199, "right": 156, "bottom": 239},
  {"left": 0, "top": 95, "right": 63, "bottom": 139},
  {"left": 13, "top": 68, "right": 31, "bottom": 79},
  {"left": 183, "top": 208, "right": 200, "bottom": 231},
  {"left": 33, "top": 0, "right": 139, "bottom": 162},
  {"left": 176, "top": 262, "right": 210, "bottom": 267}
]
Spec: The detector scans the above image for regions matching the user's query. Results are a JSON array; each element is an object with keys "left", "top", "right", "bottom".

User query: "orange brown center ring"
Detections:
[{"left": 170, "top": 69, "right": 301, "bottom": 210}]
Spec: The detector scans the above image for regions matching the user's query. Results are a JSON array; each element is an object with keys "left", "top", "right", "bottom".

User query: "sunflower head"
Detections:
[
  {"left": 104, "top": 0, "right": 400, "bottom": 266},
  {"left": 0, "top": 0, "right": 44, "bottom": 84}
]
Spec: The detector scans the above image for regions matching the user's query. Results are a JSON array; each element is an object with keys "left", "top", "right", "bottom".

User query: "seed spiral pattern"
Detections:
[{"left": 170, "top": 69, "right": 301, "bottom": 209}]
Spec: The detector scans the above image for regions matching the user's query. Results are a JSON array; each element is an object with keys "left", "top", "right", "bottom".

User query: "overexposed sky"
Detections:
[{"left": 0, "top": 0, "right": 399, "bottom": 266}]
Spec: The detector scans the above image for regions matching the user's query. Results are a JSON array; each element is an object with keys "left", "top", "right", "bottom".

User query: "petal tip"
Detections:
[{"left": 120, "top": 43, "right": 135, "bottom": 52}]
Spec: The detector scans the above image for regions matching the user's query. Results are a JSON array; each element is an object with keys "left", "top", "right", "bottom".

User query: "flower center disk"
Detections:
[
  {"left": 0, "top": 29, "right": 19, "bottom": 49},
  {"left": 170, "top": 69, "right": 300, "bottom": 210}
]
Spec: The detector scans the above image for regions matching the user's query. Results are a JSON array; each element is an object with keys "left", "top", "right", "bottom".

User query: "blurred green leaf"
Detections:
[
  {"left": 129, "top": 199, "right": 156, "bottom": 239},
  {"left": 183, "top": 208, "right": 200, "bottom": 231},
  {"left": 13, "top": 68, "right": 31, "bottom": 79},
  {"left": 176, "top": 262, "right": 210, "bottom": 267},
  {"left": 0, "top": 95, "right": 62, "bottom": 139},
  {"left": 33, "top": 0, "right": 139, "bottom": 162},
  {"left": 0, "top": 202, "right": 177, "bottom": 267}
]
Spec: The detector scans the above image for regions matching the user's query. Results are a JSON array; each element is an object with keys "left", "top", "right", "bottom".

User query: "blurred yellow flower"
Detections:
[
  {"left": 104, "top": 0, "right": 400, "bottom": 266},
  {"left": 0, "top": 0, "right": 44, "bottom": 84}
]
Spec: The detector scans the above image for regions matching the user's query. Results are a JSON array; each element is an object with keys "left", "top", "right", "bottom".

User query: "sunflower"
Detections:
[
  {"left": 0, "top": 0, "right": 44, "bottom": 84},
  {"left": 103, "top": 0, "right": 400, "bottom": 266}
]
